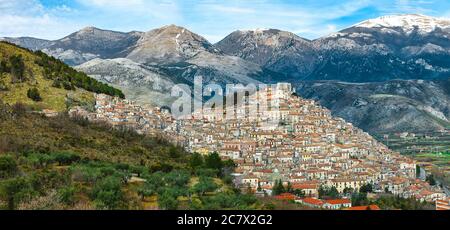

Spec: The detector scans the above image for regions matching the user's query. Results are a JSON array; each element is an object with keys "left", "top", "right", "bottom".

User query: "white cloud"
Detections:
[
  {"left": 192, "top": 0, "right": 372, "bottom": 42},
  {"left": 0, "top": 0, "right": 81, "bottom": 39}
]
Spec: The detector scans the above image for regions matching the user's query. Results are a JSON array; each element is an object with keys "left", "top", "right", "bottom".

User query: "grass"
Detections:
[{"left": 0, "top": 42, "right": 95, "bottom": 112}]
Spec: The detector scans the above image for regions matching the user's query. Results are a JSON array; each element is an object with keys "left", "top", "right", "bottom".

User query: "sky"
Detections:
[{"left": 1, "top": 0, "right": 450, "bottom": 43}]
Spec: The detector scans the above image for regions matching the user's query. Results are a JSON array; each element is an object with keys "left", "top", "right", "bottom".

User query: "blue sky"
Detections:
[{"left": 1, "top": 0, "right": 450, "bottom": 42}]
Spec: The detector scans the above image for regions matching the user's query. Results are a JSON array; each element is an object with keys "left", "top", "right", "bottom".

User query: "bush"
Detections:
[
  {"left": 0, "top": 155, "right": 18, "bottom": 178},
  {"left": 0, "top": 177, "right": 31, "bottom": 210},
  {"left": 9, "top": 55, "right": 25, "bottom": 83},
  {"left": 0, "top": 60, "right": 9, "bottom": 73},
  {"left": 58, "top": 186, "right": 76, "bottom": 205},
  {"left": 192, "top": 176, "right": 218, "bottom": 196},
  {"left": 27, "top": 88, "right": 42, "bottom": 102},
  {"left": 91, "top": 176, "right": 124, "bottom": 210},
  {"left": 53, "top": 152, "right": 81, "bottom": 166},
  {"left": 158, "top": 189, "right": 179, "bottom": 210}
]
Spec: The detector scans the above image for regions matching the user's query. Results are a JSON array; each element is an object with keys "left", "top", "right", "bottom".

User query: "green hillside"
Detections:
[
  {"left": 0, "top": 41, "right": 123, "bottom": 112},
  {"left": 0, "top": 103, "right": 263, "bottom": 210}
]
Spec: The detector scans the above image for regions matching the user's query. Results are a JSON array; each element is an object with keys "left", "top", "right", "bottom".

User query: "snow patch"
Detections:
[{"left": 354, "top": 14, "right": 450, "bottom": 33}]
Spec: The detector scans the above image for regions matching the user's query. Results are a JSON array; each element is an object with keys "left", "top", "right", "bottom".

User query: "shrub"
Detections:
[
  {"left": 27, "top": 88, "right": 42, "bottom": 102},
  {"left": 91, "top": 176, "right": 124, "bottom": 210},
  {"left": 58, "top": 186, "right": 76, "bottom": 205},
  {"left": 53, "top": 152, "right": 81, "bottom": 166},
  {"left": 9, "top": 55, "right": 25, "bottom": 83},
  {"left": 0, "top": 155, "right": 18, "bottom": 178}
]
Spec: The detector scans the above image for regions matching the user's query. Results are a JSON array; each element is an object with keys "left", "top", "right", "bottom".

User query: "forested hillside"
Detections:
[{"left": 0, "top": 41, "right": 123, "bottom": 112}]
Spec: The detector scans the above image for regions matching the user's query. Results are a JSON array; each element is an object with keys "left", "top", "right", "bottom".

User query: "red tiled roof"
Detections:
[
  {"left": 325, "top": 199, "right": 351, "bottom": 205},
  {"left": 301, "top": 198, "right": 324, "bottom": 206},
  {"left": 274, "top": 193, "right": 296, "bottom": 201},
  {"left": 292, "top": 183, "right": 318, "bottom": 190},
  {"left": 346, "top": 205, "right": 380, "bottom": 210}
]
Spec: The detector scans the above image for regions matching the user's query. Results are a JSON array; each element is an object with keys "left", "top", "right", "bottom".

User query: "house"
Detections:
[
  {"left": 291, "top": 183, "right": 319, "bottom": 197},
  {"left": 295, "top": 197, "right": 324, "bottom": 209},
  {"left": 323, "top": 199, "right": 352, "bottom": 210}
]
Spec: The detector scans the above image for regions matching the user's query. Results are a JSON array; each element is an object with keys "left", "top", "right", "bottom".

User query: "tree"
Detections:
[
  {"left": 189, "top": 152, "right": 204, "bottom": 170},
  {"left": 0, "top": 60, "right": 8, "bottom": 73},
  {"left": 318, "top": 185, "right": 340, "bottom": 199},
  {"left": 272, "top": 180, "right": 285, "bottom": 196},
  {"left": 192, "top": 177, "right": 218, "bottom": 196},
  {"left": 416, "top": 165, "right": 421, "bottom": 178},
  {"left": 0, "top": 177, "right": 30, "bottom": 210},
  {"left": 286, "top": 182, "right": 293, "bottom": 193},
  {"left": 137, "top": 182, "right": 156, "bottom": 201},
  {"left": 158, "top": 190, "right": 178, "bottom": 210},
  {"left": 426, "top": 175, "right": 436, "bottom": 186},
  {"left": 0, "top": 155, "right": 18, "bottom": 178},
  {"left": 9, "top": 55, "right": 25, "bottom": 83},
  {"left": 359, "top": 184, "right": 373, "bottom": 193},
  {"left": 53, "top": 152, "right": 80, "bottom": 166},
  {"left": 165, "top": 170, "right": 190, "bottom": 188},
  {"left": 91, "top": 176, "right": 124, "bottom": 210},
  {"left": 343, "top": 187, "right": 354, "bottom": 195},
  {"left": 27, "top": 88, "right": 42, "bottom": 101},
  {"left": 351, "top": 192, "right": 369, "bottom": 206},
  {"left": 293, "top": 189, "right": 306, "bottom": 198},
  {"left": 204, "top": 152, "right": 223, "bottom": 174}
]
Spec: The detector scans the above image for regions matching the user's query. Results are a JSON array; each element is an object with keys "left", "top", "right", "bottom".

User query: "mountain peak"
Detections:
[
  {"left": 354, "top": 14, "right": 450, "bottom": 32},
  {"left": 78, "top": 26, "right": 101, "bottom": 33},
  {"left": 127, "top": 24, "right": 219, "bottom": 64}
]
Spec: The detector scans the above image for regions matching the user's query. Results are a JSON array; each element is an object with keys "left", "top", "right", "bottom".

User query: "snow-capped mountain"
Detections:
[
  {"left": 216, "top": 14, "right": 450, "bottom": 82},
  {"left": 353, "top": 14, "right": 450, "bottom": 34},
  {"left": 311, "top": 14, "right": 450, "bottom": 82}
]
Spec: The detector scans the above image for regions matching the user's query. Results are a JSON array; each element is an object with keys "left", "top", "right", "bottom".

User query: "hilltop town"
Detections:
[{"left": 69, "top": 83, "right": 446, "bottom": 206}]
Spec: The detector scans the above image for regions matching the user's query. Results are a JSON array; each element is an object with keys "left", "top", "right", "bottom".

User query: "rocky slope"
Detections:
[
  {"left": 75, "top": 25, "right": 288, "bottom": 108},
  {"left": 3, "top": 27, "right": 143, "bottom": 66},
  {"left": 296, "top": 78, "right": 450, "bottom": 135},
  {"left": 0, "top": 37, "right": 52, "bottom": 51},
  {"left": 127, "top": 25, "right": 219, "bottom": 64},
  {"left": 215, "top": 29, "right": 316, "bottom": 80},
  {"left": 44, "top": 27, "right": 143, "bottom": 66},
  {"left": 75, "top": 58, "right": 179, "bottom": 107}
]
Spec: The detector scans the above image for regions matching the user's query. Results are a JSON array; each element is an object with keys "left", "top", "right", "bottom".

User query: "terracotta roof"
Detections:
[
  {"left": 346, "top": 205, "right": 380, "bottom": 210},
  {"left": 274, "top": 193, "right": 296, "bottom": 201},
  {"left": 325, "top": 199, "right": 351, "bottom": 205},
  {"left": 292, "top": 183, "right": 318, "bottom": 190},
  {"left": 300, "top": 198, "right": 324, "bottom": 206}
]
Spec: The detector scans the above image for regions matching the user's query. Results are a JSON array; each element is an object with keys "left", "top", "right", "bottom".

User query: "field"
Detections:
[
  {"left": 377, "top": 131, "right": 450, "bottom": 186},
  {"left": 377, "top": 132, "right": 450, "bottom": 167}
]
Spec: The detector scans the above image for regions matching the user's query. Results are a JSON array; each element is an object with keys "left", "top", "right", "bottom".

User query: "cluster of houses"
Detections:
[{"left": 69, "top": 82, "right": 446, "bottom": 205}]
